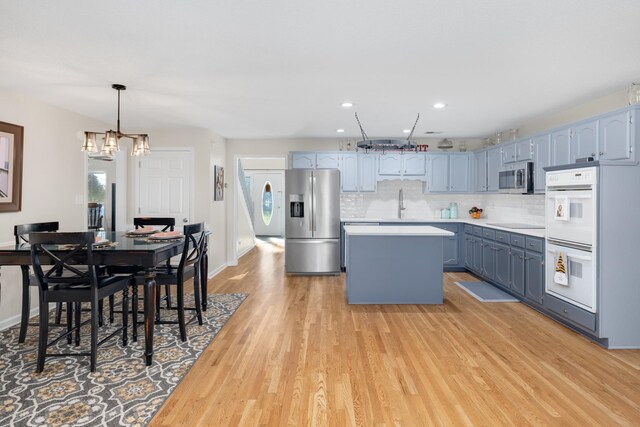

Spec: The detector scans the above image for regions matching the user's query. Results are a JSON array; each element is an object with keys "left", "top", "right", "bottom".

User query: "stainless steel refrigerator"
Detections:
[{"left": 285, "top": 168, "right": 341, "bottom": 274}]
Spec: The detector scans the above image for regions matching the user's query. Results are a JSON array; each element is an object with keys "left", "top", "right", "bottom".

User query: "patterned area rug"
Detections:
[{"left": 0, "top": 293, "right": 247, "bottom": 427}]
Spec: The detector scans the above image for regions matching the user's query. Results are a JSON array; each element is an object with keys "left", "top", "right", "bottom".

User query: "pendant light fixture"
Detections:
[{"left": 81, "top": 84, "right": 150, "bottom": 157}]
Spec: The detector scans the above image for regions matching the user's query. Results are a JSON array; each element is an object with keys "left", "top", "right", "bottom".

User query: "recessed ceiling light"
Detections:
[
  {"left": 403, "top": 129, "right": 411, "bottom": 133},
  {"left": 336, "top": 129, "right": 345, "bottom": 133},
  {"left": 341, "top": 102, "right": 354, "bottom": 108},
  {"left": 433, "top": 102, "right": 447, "bottom": 109}
]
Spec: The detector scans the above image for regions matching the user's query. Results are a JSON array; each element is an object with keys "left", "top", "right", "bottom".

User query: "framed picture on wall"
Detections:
[
  {"left": 214, "top": 165, "right": 224, "bottom": 201},
  {"left": 0, "top": 121, "right": 24, "bottom": 212}
]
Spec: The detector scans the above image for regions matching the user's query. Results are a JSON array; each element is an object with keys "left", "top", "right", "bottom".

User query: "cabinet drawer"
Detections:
[
  {"left": 473, "top": 226, "right": 483, "bottom": 237},
  {"left": 544, "top": 294, "right": 596, "bottom": 331},
  {"left": 525, "top": 237, "right": 544, "bottom": 253},
  {"left": 464, "top": 224, "right": 473, "bottom": 234},
  {"left": 510, "top": 234, "right": 525, "bottom": 248},
  {"left": 495, "top": 231, "right": 510, "bottom": 244},
  {"left": 482, "top": 228, "right": 495, "bottom": 240}
]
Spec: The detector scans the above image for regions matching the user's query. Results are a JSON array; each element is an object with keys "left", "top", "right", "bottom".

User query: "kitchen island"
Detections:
[{"left": 343, "top": 225, "right": 454, "bottom": 304}]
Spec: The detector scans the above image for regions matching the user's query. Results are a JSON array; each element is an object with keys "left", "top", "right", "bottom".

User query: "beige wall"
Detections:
[
  {"left": 517, "top": 89, "right": 629, "bottom": 138},
  {"left": 209, "top": 133, "right": 228, "bottom": 275},
  {"left": 0, "top": 88, "right": 108, "bottom": 328}
]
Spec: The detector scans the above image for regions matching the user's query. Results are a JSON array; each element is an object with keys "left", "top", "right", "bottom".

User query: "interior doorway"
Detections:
[{"left": 86, "top": 150, "right": 127, "bottom": 231}]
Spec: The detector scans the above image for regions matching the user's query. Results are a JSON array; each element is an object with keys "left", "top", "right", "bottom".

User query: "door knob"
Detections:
[{"left": 183, "top": 218, "right": 188, "bottom": 223}]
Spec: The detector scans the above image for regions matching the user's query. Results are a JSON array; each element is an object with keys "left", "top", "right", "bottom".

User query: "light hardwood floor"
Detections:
[{"left": 151, "top": 239, "right": 640, "bottom": 426}]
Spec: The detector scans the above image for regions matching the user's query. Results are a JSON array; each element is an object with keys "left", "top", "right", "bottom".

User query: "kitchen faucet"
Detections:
[{"left": 398, "top": 189, "right": 406, "bottom": 219}]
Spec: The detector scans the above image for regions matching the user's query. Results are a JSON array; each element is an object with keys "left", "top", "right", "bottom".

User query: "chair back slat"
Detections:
[
  {"left": 29, "top": 232, "right": 98, "bottom": 290},
  {"left": 177, "top": 223, "right": 205, "bottom": 272},
  {"left": 134, "top": 217, "right": 175, "bottom": 232},
  {"left": 14, "top": 222, "right": 59, "bottom": 245}
]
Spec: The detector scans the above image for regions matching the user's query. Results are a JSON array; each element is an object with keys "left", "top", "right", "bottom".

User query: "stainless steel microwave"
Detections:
[{"left": 498, "top": 161, "right": 534, "bottom": 194}]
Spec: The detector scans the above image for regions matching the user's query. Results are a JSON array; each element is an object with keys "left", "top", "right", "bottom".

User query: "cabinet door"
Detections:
[
  {"left": 340, "top": 154, "right": 358, "bottom": 192},
  {"left": 464, "top": 235, "right": 474, "bottom": 269},
  {"left": 516, "top": 139, "right": 532, "bottom": 161},
  {"left": 486, "top": 148, "right": 501, "bottom": 192},
  {"left": 510, "top": 248, "right": 525, "bottom": 296},
  {"left": 292, "top": 153, "right": 316, "bottom": 169},
  {"left": 482, "top": 241, "right": 495, "bottom": 280},
  {"left": 443, "top": 233, "right": 459, "bottom": 265},
  {"left": 599, "top": 111, "right": 632, "bottom": 161},
  {"left": 571, "top": 121, "right": 598, "bottom": 163},
  {"left": 316, "top": 153, "right": 340, "bottom": 169},
  {"left": 474, "top": 151, "right": 487, "bottom": 192},
  {"left": 357, "top": 154, "right": 377, "bottom": 192},
  {"left": 551, "top": 128, "right": 571, "bottom": 166},
  {"left": 525, "top": 251, "right": 544, "bottom": 304},
  {"left": 502, "top": 144, "right": 517, "bottom": 163},
  {"left": 378, "top": 154, "right": 402, "bottom": 175},
  {"left": 449, "top": 154, "right": 469, "bottom": 192},
  {"left": 403, "top": 153, "right": 426, "bottom": 175},
  {"left": 428, "top": 154, "right": 449, "bottom": 192},
  {"left": 494, "top": 242, "right": 510, "bottom": 288},
  {"left": 532, "top": 134, "right": 551, "bottom": 192},
  {"left": 472, "top": 239, "right": 483, "bottom": 273}
]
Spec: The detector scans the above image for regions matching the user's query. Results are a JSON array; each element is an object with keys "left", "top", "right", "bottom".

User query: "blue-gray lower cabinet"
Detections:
[
  {"left": 464, "top": 233, "right": 474, "bottom": 269},
  {"left": 510, "top": 248, "right": 525, "bottom": 296},
  {"left": 494, "top": 242, "right": 510, "bottom": 288},
  {"left": 481, "top": 240, "right": 495, "bottom": 280},
  {"left": 525, "top": 251, "right": 544, "bottom": 304},
  {"left": 472, "top": 237, "right": 483, "bottom": 273}
]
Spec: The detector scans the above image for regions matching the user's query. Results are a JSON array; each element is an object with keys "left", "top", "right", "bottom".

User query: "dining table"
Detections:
[{"left": 0, "top": 230, "right": 209, "bottom": 366}]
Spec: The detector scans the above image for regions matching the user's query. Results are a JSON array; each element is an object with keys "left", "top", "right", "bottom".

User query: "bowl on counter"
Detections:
[{"left": 470, "top": 212, "right": 482, "bottom": 219}]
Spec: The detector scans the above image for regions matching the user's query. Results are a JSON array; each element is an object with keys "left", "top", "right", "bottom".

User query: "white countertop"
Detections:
[
  {"left": 344, "top": 225, "right": 455, "bottom": 237},
  {"left": 341, "top": 218, "right": 546, "bottom": 238}
]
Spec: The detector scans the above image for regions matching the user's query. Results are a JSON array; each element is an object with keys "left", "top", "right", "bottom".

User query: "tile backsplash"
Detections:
[{"left": 340, "top": 180, "right": 545, "bottom": 224}]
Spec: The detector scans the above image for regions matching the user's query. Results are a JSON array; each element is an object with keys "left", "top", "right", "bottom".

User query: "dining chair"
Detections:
[
  {"left": 148, "top": 222, "right": 205, "bottom": 341},
  {"left": 29, "top": 231, "right": 130, "bottom": 372},
  {"left": 14, "top": 222, "right": 63, "bottom": 343},
  {"left": 107, "top": 217, "right": 176, "bottom": 339},
  {"left": 87, "top": 202, "right": 103, "bottom": 230}
]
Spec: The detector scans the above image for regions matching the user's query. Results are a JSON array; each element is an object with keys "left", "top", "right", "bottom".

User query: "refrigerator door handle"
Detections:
[
  {"left": 308, "top": 175, "right": 314, "bottom": 232},
  {"left": 312, "top": 175, "right": 317, "bottom": 232}
]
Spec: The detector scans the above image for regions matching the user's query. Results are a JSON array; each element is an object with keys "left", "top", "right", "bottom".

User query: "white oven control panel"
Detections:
[{"left": 546, "top": 167, "right": 597, "bottom": 187}]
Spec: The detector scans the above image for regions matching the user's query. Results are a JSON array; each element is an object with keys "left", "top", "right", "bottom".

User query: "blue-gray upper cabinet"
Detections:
[
  {"left": 316, "top": 152, "right": 340, "bottom": 169},
  {"left": 599, "top": 110, "right": 634, "bottom": 161},
  {"left": 516, "top": 139, "right": 533, "bottom": 161},
  {"left": 378, "top": 153, "right": 426, "bottom": 178},
  {"left": 532, "top": 134, "right": 551, "bottom": 192},
  {"left": 357, "top": 153, "right": 377, "bottom": 192},
  {"left": 378, "top": 153, "right": 402, "bottom": 175},
  {"left": 340, "top": 153, "right": 358, "bottom": 192},
  {"left": 474, "top": 151, "right": 487, "bottom": 192},
  {"left": 403, "top": 153, "right": 427, "bottom": 175},
  {"left": 486, "top": 148, "right": 501, "bottom": 192},
  {"left": 426, "top": 154, "right": 470, "bottom": 193},
  {"left": 571, "top": 120, "right": 598, "bottom": 163},
  {"left": 426, "top": 154, "right": 449, "bottom": 192},
  {"left": 501, "top": 143, "right": 516, "bottom": 164},
  {"left": 449, "top": 154, "right": 470, "bottom": 192},
  {"left": 551, "top": 127, "right": 571, "bottom": 166},
  {"left": 292, "top": 152, "right": 316, "bottom": 168}
]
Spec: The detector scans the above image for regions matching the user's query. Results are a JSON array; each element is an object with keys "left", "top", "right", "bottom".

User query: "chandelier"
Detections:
[{"left": 81, "top": 84, "right": 150, "bottom": 157}]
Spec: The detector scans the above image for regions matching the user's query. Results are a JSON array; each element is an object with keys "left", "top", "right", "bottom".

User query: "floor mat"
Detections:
[{"left": 455, "top": 281, "right": 519, "bottom": 302}]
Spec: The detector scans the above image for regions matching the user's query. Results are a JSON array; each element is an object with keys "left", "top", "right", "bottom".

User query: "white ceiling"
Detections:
[{"left": 1, "top": 0, "right": 640, "bottom": 139}]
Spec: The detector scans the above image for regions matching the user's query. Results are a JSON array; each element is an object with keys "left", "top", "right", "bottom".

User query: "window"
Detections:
[{"left": 261, "top": 181, "right": 273, "bottom": 226}]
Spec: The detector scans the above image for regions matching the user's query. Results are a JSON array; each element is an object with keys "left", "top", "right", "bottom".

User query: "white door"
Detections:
[
  {"left": 138, "top": 150, "right": 192, "bottom": 225},
  {"left": 252, "top": 171, "right": 283, "bottom": 236}
]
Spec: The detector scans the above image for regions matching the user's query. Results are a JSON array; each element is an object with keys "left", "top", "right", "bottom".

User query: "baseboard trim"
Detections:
[
  {"left": 237, "top": 243, "right": 255, "bottom": 259},
  {"left": 0, "top": 307, "right": 39, "bottom": 332},
  {"left": 208, "top": 263, "right": 227, "bottom": 279}
]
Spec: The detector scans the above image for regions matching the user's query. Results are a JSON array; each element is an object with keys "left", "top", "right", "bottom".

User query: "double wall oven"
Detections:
[{"left": 544, "top": 166, "right": 597, "bottom": 313}]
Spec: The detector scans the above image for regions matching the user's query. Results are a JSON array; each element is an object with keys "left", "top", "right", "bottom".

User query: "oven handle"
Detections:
[
  {"left": 547, "top": 248, "right": 592, "bottom": 262},
  {"left": 546, "top": 192, "right": 592, "bottom": 199}
]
